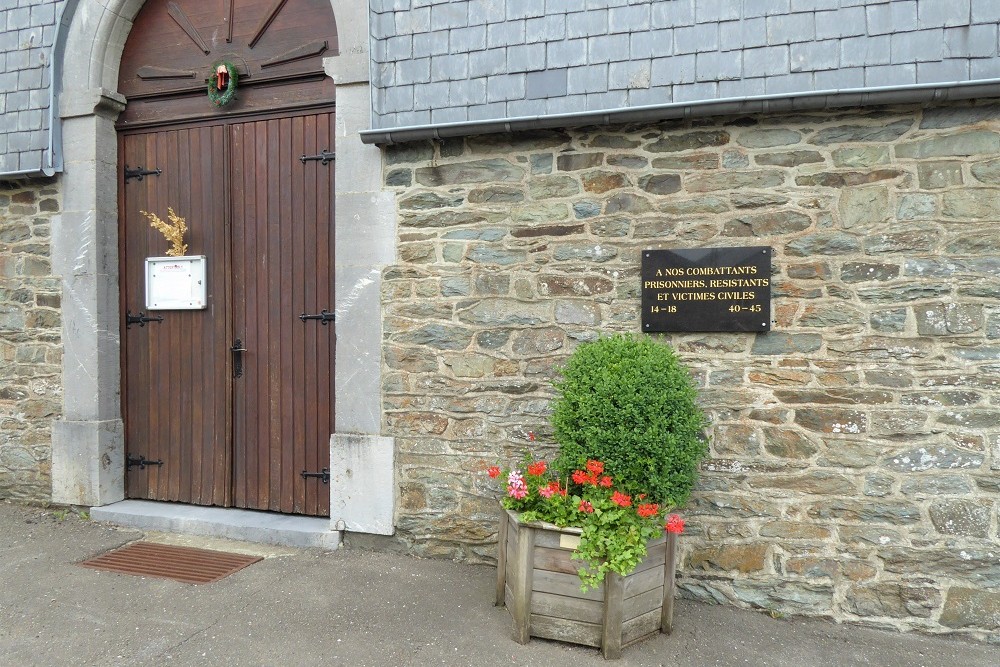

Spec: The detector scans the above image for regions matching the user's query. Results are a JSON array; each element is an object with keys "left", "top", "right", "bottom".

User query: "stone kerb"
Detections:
[
  {"left": 379, "top": 102, "right": 1000, "bottom": 637},
  {"left": 0, "top": 179, "right": 63, "bottom": 503}
]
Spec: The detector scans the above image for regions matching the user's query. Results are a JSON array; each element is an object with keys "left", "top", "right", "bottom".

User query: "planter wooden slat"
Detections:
[
  {"left": 497, "top": 509, "right": 679, "bottom": 660},
  {"left": 531, "top": 614, "right": 602, "bottom": 647},
  {"left": 532, "top": 591, "right": 604, "bottom": 624}
]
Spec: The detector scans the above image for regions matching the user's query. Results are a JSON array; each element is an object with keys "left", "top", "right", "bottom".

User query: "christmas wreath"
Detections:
[{"left": 207, "top": 62, "right": 239, "bottom": 107}]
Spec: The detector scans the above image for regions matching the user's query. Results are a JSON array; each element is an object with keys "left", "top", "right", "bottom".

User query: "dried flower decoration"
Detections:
[{"left": 142, "top": 207, "right": 188, "bottom": 257}]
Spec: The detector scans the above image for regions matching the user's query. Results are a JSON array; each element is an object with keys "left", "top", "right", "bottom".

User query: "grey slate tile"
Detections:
[
  {"left": 0, "top": 152, "right": 18, "bottom": 173},
  {"left": 629, "top": 29, "right": 673, "bottom": 59},
  {"left": 468, "top": 0, "right": 505, "bottom": 25},
  {"left": 891, "top": 29, "right": 943, "bottom": 65},
  {"left": 27, "top": 130, "right": 45, "bottom": 150},
  {"left": 696, "top": 50, "right": 742, "bottom": 82},
  {"left": 865, "top": 63, "right": 916, "bottom": 87},
  {"left": 651, "top": 53, "right": 696, "bottom": 86},
  {"left": 431, "top": 53, "right": 469, "bottom": 81},
  {"left": 29, "top": 3, "right": 54, "bottom": 26},
  {"left": 486, "top": 73, "right": 526, "bottom": 102},
  {"left": 674, "top": 23, "right": 718, "bottom": 55},
  {"left": 412, "top": 31, "right": 450, "bottom": 58},
  {"left": 971, "top": 0, "right": 1000, "bottom": 23},
  {"left": 609, "top": 4, "right": 650, "bottom": 34},
  {"left": 840, "top": 35, "right": 890, "bottom": 68},
  {"left": 970, "top": 59, "right": 999, "bottom": 79},
  {"left": 652, "top": 0, "right": 695, "bottom": 28},
  {"left": 945, "top": 24, "right": 998, "bottom": 58},
  {"left": 720, "top": 17, "right": 767, "bottom": 51},
  {"left": 468, "top": 48, "right": 508, "bottom": 78},
  {"left": 507, "top": 0, "right": 546, "bottom": 21},
  {"left": 468, "top": 102, "right": 507, "bottom": 121},
  {"left": 917, "top": 59, "right": 971, "bottom": 84},
  {"left": 8, "top": 129, "right": 29, "bottom": 151},
  {"left": 413, "top": 81, "right": 450, "bottom": 110},
  {"left": 449, "top": 77, "right": 487, "bottom": 106},
  {"left": 431, "top": 2, "right": 469, "bottom": 31},
  {"left": 449, "top": 25, "right": 486, "bottom": 52},
  {"left": 585, "top": 90, "right": 628, "bottom": 111},
  {"left": 865, "top": 3, "right": 893, "bottom": 36},
  {"left": 792, "top": 0, "right": 837, "bottom": 10},
  {"left": 720, "top": 77, "right": 766, "bottom": 98},
  {"left": 395, "top": 7, "right": 431, "bottom": 35},
  {"left": 813, "top": 66, "right": 865, "bottom": 90},
  {"left": 744, "top": 0, "right": 791, "bottom": 20},
  {"left": 547, "top": 38, "right": 588, "bottom": 68},
  {"left": 790, "top": 39, "right": 840, "bottom": 73},
  {"left": 627, "top": 86, "right": 670, "bottom": 107},
  {"left": 743, "top": 45, "right": 790, "bottom": 78},
  {"left": 919, "top": 0, "right": 971, "bottom": 28},
  {"left": 385, "top": 35, "right": 413, "bottom": 61},
  {"left": 384, "top": 84, "right": 415, "bottom": 112},
  {"left": 431, "top": 105, "right": 468, "bottom": 124},
  {"left": 6, "top": 90, "right": 27, "bottom": 112},
  {"left": 526, "top": 68, "right": 568, "bottom": 99},
  {"left": 506, "top": 98, "right": 546, "bottom": 117},
  {"left": 525, "top": 15, "right": 567, "bottom": 42},
  {"left": 587, "top": 34, "right": 629, "bottom": 62},
  {"left": 764, "top": 72, "right": 814, "bottom": 95},
  {"left": 567, "top": 63, "right": 609, "bottom": 94},
  {"left": 890, "top": 0, "right": 919, "bottom": 33},
  {"left": 398, "top": 56, "right": 432, "bottom": 84},
  {"left": 566, "top": 9, "right": 608, "bottom": 39},
  {"left": 17, "top": 68, "right": 43, "bottom": 92},
  {"left": 673, "top": 81, "right": 717, "bottom": 103},
  {"left": 507, "top": 43, "right": 547, "bottom": 73},
  {"left": 766, "top": 12, "right": 815, "bottom": 45},
  {"left": 488, "top": 19, "right": 526, "bottom": 48},
  {"left": 546, "top": 93, "right": 589, "bottom": 115},
  {"left": 609, "top": 59, "right": 652, "bottom": 90},
  {"left": 815, "top": 8, "right": 865, "bottom": 40},
  {"left": 695, "top": 2, "right": 741, "bottom": 22}
]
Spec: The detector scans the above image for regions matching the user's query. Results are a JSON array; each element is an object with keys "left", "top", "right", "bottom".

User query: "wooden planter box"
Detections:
[{"left": 495, "top": 509, "right": 678, "bottom": 660}]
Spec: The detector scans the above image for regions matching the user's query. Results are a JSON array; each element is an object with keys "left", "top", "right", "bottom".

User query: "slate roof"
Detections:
[
  {"left": 0, "top": 0, "right": 61, "bottom": 176},
  {"left": 369, "top": 0, "right": 1000, "bottom": 132}
]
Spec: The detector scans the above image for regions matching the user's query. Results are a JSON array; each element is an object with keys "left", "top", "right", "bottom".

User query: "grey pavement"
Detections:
[{"left": 0, "top": 500, "right": 992, "bottom": 667}]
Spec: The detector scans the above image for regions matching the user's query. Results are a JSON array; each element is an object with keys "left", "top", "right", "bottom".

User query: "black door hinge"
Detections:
[
  {"left": 126, "top": 454, "right": 164, "bottom": 470},
  {"left": 126, "top": 310, "right": 164, "bottom": 329},
  {"left": 301, "top": 468, "right": 330, "bottom": 484},
  {"left": 299, "top": 309, "right": 335, "bottom": 325},
  {"left": 124, "top": 166, "right": 162, "bottom": 183},
  {"left": 299, "top": 150, "right": 335, "bottom": 165}
]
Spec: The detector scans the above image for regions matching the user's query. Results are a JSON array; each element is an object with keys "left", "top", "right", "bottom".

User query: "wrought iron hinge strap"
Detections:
[
  {"left": 299, "top": 150, "right": 335, "bottom": 165},
  {"left": 126, "top": 454, "right": 164, "bottom": 470},
  {"left": 299, "top": 309, "right": 335, "bottom": 324},
  {"left": 301, "top": 468, "right": 330, "bottom": 484},
  {"left": 124, "top": 166, "right": 162, "bottom": 183},
  {"left": 126, "top": 310, "right": 164, "bottom": 329}
]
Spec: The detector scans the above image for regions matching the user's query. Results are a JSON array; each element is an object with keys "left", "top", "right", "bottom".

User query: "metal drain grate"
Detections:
[{"left": 79, "top": 542, "right": 262, "bottom": 584}]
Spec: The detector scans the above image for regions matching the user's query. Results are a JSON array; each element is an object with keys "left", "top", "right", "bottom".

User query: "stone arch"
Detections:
[{"left": 50, "top": 0, "right": 378, "bottom": 509}]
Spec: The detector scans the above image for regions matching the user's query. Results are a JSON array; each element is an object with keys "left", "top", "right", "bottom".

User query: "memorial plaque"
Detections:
[{"left": 641, "top": 247, "right": 771, "bottom": 332}]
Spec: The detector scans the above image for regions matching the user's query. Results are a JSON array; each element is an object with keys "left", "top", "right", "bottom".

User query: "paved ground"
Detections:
[{"left": 0, "top": 501, "right": 993, "bottom": 667}]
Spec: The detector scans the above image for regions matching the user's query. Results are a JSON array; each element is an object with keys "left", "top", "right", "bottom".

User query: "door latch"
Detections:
[{"left": 231, "top": 338, "right": 247, "bottom": 378}]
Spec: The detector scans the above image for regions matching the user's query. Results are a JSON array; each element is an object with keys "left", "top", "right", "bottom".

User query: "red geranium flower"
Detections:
[
  {"left": 528, "top": 431, "right": 536, "bottom": 441},
  {"left": 585, "top": 459, "right": 604, "bottom": 475},
  {"left": 547, "top": 481, "right": 567, "bottom": 496},
  {"left": 578, "top": 500, "right": 594, "bottom": 514},
  {"left": 571, "top": 469, "right": 589, "bottom": 485},
  {"left": 487, "top": 466, "right": 501, "bottom": 479},
  {"left": 665, "top": 514, "right": 685, "bottom": 534},
  {"left": 611, "top": 491, "right": 632, "bottom": 507},
  {"left": 598, "top": 475, "right": 613, "bottom": 488},
  {"left": 527, "top": 460, "right": 547, "bottom": 476},
  {"left": 636, "top": 503, "right": 660, "bottom": 518}
]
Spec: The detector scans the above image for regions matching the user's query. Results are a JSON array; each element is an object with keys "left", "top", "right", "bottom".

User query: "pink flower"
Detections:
[
  {"left": 487, "top": 466, "right": 501, "bottom": 479},
  {"left": 507, "top": 470, "right": 527, "bottom": 500},
  {"left": 665, "top": 514, "right": 685, "bottom": 534},
  {"left": 539, "top": 486, "right": 555, "bottom": 498},
  {"left": 578, "top": 500, "right": 594, "bottom": 514}
]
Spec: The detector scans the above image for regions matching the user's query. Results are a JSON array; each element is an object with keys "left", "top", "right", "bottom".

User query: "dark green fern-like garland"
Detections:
[{"left": 207, "top": 62, "right": 239, "bottom": 107}]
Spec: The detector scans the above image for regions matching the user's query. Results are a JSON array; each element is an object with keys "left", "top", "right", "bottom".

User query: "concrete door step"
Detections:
[{"left": 90, "top": 500, "right": 342, "bottom": 550}]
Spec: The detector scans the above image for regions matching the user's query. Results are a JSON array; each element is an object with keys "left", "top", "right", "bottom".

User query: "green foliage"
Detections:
[{"left": 551, "top": 334, "right": 708, "bottom": 506}]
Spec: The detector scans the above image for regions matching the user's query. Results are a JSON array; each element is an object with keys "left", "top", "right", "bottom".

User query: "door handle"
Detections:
[{"left": 231, "top": 338, "right": 247, "bottom": 378}]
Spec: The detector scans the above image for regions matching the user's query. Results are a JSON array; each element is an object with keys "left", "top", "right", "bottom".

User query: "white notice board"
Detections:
[{"left": 145, "top": 255, "right": 207, "bottom": 310}]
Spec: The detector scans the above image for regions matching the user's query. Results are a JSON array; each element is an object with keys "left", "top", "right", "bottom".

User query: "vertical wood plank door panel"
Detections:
[
  {"left": 230, "top": 112, "right": 335, "bottom": 516},
  {"left": 120, "top": 127, "right": 232, "bottom": 506}
]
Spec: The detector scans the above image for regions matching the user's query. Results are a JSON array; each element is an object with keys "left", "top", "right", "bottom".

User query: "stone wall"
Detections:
[
  {"left": 380, "top": 102, "right": 1000, "bottom": 638},
  {"left": 0, "top": 178, "right": 61, "bottom": 503}
]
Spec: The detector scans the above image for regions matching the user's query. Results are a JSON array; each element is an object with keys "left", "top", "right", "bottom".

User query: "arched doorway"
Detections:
[{"left": 116, "top": 0, "right": 338, "bottom": 516}]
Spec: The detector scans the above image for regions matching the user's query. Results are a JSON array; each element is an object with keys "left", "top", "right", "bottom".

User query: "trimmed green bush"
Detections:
[{"left": 551, "top": 334, "right": 708, "bottom": 507}]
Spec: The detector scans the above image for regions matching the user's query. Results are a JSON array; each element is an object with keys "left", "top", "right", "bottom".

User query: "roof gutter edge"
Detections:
[{"left": 358, "top": 78, "right": 1000, "bottom": 146}]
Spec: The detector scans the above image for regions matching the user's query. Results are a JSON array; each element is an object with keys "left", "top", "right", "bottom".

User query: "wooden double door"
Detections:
[{"left": 120, "top": 112, "right": 335, "bottom": 516}]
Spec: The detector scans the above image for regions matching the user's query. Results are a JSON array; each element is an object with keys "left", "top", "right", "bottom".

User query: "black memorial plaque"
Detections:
[{"left": 641, "top": 246, "right": 771, "bottom": 333}]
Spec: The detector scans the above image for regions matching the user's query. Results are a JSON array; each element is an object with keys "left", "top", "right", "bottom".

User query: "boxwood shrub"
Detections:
[{"left": 551, "top": 334, "right": 708, "bottom": 507}]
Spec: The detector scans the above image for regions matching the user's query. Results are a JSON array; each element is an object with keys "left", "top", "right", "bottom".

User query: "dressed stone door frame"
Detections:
[{"left": 50, "top": 0, "right": 395, "bottom": 534}]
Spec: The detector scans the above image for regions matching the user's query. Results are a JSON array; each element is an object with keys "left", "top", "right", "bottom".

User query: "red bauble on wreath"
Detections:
[{"left": 207, "top": 62, "right": 239, "bottom": 107}]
